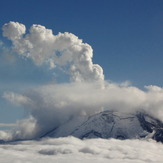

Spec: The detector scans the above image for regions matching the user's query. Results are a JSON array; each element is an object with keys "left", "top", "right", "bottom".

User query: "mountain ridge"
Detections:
[{"left": 42, "top": 110, "right": 163, "bottom": 142}]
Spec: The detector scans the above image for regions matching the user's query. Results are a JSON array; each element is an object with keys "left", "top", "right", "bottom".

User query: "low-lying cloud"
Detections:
[{"left": 0, "top": 137, "right": 163, "bottom": 163}]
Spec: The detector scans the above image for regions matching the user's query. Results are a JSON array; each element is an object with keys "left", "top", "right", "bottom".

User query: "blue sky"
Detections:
[{"left": 0, "top": 0, "right": 163, "bottom": 125}]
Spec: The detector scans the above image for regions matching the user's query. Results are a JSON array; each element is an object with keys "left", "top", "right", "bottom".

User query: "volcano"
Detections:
[{"left": 42, "top": 111, "right": 163, "bottom": 142}]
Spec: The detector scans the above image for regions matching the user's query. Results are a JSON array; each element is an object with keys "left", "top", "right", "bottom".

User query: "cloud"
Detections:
[
  {"left": 2, "top": 21, "right": 26, "bottom": 40},
  {"left": 3, "top": 92, "right": 32, "bottom": 106},
  {"left": 2, "top": 82, "right": 163, "bottom": 141},
  {"left": 39, "top": 148, "right": 73, "bottom": 155},
  {"left": 0, "top": 137, "right": 162, "bottom": 163},
  {"left": 0, "top": 130, "right": 12, "bottom": 141},
  {"left": 2, "top": 21, "right": 104, "bottom": 82},
  {"left": 0, "top": 123, "right": 16, "bottom": 127},
  {"left": 1, "top": 21, "right": 163, "bottom": 142}
]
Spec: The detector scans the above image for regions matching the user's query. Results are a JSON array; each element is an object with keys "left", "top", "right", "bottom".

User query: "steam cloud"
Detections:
[
  {"left": 1, "top": 21, "right": 163, "bottom": 141},
  {"left": 2, "top": 21, "right": 104, "bottom": 82}
]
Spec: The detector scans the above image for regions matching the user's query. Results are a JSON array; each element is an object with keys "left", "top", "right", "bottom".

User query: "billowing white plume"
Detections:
[{"left": 2, "top": 21, "right": 104, "bottom": 82}]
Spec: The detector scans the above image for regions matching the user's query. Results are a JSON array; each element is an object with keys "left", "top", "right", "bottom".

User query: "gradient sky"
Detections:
[{"left": 0, "top": 0, "right": 163, "bottom": 125}]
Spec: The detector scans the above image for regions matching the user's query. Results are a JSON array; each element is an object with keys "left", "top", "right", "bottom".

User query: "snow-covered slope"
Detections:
[{"left": 43, "top": 111, "right": 163, "bottom": 142}]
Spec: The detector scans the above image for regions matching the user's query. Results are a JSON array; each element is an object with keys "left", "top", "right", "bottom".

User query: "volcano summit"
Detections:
[{"left": 41, "top": 110, "right": 163, "bottom": 142}]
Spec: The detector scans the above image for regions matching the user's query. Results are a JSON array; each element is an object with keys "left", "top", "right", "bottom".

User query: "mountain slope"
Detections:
[{"left": 43, "top": 111, "right": 163, "bottom": 142}]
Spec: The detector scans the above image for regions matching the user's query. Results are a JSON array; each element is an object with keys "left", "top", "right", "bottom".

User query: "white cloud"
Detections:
[
  {"left": 3, "top": 92, "right": 32, "bottom": 107},
  {"left": 2, "top": 22, "right": 104, "bottom": 82},
  {"left": 0, "top": 137, "right": 162, "bottom": 163},
  {"left": 2, "top": 81, "right": 163, "bottom": 141},
  {"left": 0, "top": 130, "right": 12, "bottom": 141},
  {"left": 2, "top": 21, "right": 26, "bottom": 40}
]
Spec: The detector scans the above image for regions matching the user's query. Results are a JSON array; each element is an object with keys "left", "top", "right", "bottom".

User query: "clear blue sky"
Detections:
[{"left": 0, "top": 0, "right": 163, "bottom": 125}]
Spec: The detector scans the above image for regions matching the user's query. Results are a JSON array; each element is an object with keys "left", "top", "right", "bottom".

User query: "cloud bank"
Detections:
[
  {"left": 0, "top": 137, "right": 163, "bottom": 163},
  {"left": 2, "top": 82, "right": 163, "bottom": 141},
  {"left": 1, "top": 21, "right": 163, "bottom": 141}
]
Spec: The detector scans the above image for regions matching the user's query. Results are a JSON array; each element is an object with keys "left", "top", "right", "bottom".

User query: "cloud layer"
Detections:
[
  {"left": 2, "top": 82, "right": 163, "bottom": 141},
  {"left": 0, "top": 137, "right": 163, "bottom": 163}
]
